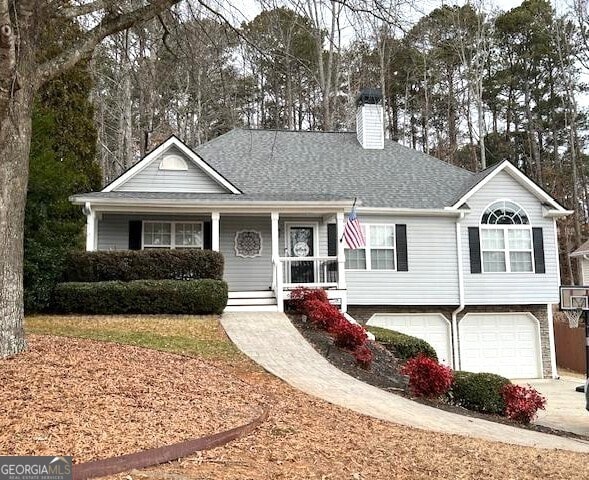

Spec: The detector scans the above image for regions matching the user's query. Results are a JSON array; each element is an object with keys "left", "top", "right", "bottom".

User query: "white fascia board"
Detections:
[
  {"left": 102, "top": 137, "right": 176, "bottom": 192},
  {"left": 102, "top": 136, "right": 242, "bottom": 194},
  {"left": 542, "top": 208, "right": 574, "bottom": 218},
  {"left": 70, "top": 199, "right": 352, "bottom": 214},
  {"left": 449, "top": 160, "right": 567, "bottom": 213},
  {"left": 169, "top": 138, "right": 242, "bottom": 194},
  {"left": 357, "top": 207, "right": 463, "bottom": 217}
]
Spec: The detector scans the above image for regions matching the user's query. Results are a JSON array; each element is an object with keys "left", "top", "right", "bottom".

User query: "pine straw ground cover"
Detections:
[
  {"left": 1, "top": 323, "right": 265, "bottom": 461},
  {"left": 10, "top": 315, "right": 589, "bottom": 480}
]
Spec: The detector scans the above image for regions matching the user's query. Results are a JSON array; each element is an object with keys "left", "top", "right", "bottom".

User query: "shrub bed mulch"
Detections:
[
  {"left": 290, "top": 315, "right": 408, "bottom": 392},
  {"left": 289, "top": 314, "right": 589, "bottom": 442},
  {"left": 0, "top": 335, "right": 266, "bottom": 463}
]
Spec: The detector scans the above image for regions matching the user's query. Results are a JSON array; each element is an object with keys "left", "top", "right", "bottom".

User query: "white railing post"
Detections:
[
  {"left": 211, "top": 212, "right": 220, "bottom": 251},
  {"left": 336, "top": 211, "right": 346, "bottom": 290},
  {"left": 271, "top": 212, "right": 283, "bottom": 311},
  {"left": 275, "top": 259, "right": 284, "bottom": 312}
]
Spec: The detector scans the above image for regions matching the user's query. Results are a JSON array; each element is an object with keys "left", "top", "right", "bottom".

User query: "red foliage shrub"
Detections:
[
  {"left": 400, "top": 354, "right": 454, "bottom": 398},
  {"left": 290, "top": 287, "right": 328, "bottom": 313},
  {"left": 331, "top": 320, "right": 368, "bottom": 350},
  {"left": 500, "top": 384, "right": 546, "bottom": 424},
  {"left": 305, "top": 299, "right": 343, "bottom": 331},
  {"left": 353, "top": 345, "right": 373, "bottom": 369}
]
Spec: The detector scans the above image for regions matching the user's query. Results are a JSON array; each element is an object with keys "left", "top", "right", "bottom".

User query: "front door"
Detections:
[{"left": 287, "top": 225, "right": 315, "bottom": 284}]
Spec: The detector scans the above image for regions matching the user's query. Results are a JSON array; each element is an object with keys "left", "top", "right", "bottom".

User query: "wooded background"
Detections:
[{"left": 84, "top": 0, "right": 589, "bottom": 285}]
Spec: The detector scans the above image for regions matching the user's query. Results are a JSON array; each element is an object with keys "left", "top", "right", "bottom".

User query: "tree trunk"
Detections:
[{"left": 0, "top": 89, "right": 33, "bottom": 358}]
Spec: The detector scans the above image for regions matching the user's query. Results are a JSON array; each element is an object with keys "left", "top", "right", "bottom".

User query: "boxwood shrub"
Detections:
[
  {"left": 63, "top": 250, "right": 224, "bottom": 282},
  {"left": 52, "top": 279, "right": 228, "bottom": 315},
  {"left": 367, "top": 326, "right": 438, "bottom": 362},
  {"left": 451, "top": 371, "right": 511, "bottom": 415}
]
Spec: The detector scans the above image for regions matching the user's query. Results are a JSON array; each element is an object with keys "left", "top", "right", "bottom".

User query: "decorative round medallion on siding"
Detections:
[{"left": 234, "top": 230, "right": 263, "bottom": 258}]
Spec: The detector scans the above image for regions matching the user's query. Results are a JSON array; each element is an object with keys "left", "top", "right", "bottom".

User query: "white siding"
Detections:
[
  {"left": 115, "top": 146, "right": 228, "bottom": 193},
  {"left": 220, "top": 216, "right": 273, "bottom": 291},
  {"left": 97, "top": 213, "right": 209, "bottom": 250},
  {"left": 356, "top": 104, "right": 384, "bottom": 149},
  {"left": 581, "top": 258, "right": 589, "bottom": 285},
  {"left": 347, "top": 215, "right": 459, "bottom": 305},
  {"left": 462, "top": 170, "right": 559, "bottom": 304}
]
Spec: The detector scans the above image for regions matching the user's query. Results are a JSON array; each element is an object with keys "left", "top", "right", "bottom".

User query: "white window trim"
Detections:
[
  {"left": 480, "top": 199, "right": 534, "bottom": 274},
  {"left": 345, "top": 223, "right": 397, "bottom": 272},
  {"left": 142, "top": 221, "right": 204, "bottom": 249},
  {"left": 479, "top": 198, "right": 531, "bottom": 225},
  {"left": 480, "top": 225, "right": 535, "bottom": 274}
]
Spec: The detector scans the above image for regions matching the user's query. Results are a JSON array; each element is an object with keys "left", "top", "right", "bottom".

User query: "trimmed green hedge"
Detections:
[
  {"left": 367, "top": 326, "right": 438, "bottom": 362},
  {"left": 451, "top": 371, "right": 511, "bottom": 415},
  {"left": 52, "top": 279, "right": 228, "bottom": 315},
  {"left": 63, "top": 250, "right": 224, "bottom": 282}
]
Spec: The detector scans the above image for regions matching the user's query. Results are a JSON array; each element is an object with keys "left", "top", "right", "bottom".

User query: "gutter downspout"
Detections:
[{"left": 451, "top": 211, "right": 465, "bottom": 370}]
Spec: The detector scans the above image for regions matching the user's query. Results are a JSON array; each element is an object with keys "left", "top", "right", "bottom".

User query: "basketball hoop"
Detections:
[{"left": 564, "top": 308, "right": 583, "bottom": 328}]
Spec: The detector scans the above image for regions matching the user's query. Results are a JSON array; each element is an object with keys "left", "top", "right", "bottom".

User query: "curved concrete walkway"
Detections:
[{"left": 221, "top": 312, "right": 589, "bottom": 453}]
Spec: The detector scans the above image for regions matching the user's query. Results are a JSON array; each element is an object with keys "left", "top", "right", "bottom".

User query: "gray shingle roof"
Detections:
[
  {"left": 450, "top": 161, "right": 503, "bottom": 207},
  {"left": 194, "top": 129, "right": 475, "bottom": 209}
]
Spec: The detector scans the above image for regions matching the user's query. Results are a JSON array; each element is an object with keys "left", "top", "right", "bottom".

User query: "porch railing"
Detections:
[{"left": 277, "top": 256, "right": 339, "bottom": 288}]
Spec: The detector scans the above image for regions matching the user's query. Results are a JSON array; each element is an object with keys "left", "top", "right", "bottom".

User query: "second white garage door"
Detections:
[
  {"left": 458, "top": 313, "right": 542, "bottom": 379},
  {"left": 366, "top": 313, "right": 453, "bottom": 366}
]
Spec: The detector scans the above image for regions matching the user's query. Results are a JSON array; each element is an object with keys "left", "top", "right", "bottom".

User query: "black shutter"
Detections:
[
  {"left": 128, "top": 221, "right": 142, "bottom": 250},
  {"left": 532, "top": 227, "right": 545, "bottom": 274},
  {"left": 468, "top": 227, "right": 482, "bottom": 274},
  {"left": 327, "top": 224, "right": 337, "bottom": 256},
  {"left": 396, "top": 224, "right": 408, "bottom": 271},
  {"left": 203, "top": 221, "right": 212, "bottom": 250}
]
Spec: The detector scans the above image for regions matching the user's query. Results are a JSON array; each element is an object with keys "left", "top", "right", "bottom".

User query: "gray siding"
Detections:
[
  {"left": 220, "top": 216, "right": 273, "bottom": 291},
  {"left": 347, "top": 215, "right": 459, "bottom": 305},
  {"left": 115, "top": 146, "right": 228, "bottom": 193},
  {"left": 97, "top": 213, "right": 210, "bottom": 251},
  {"left": 461, "top": 170, "right": 560, "bottom": 304}
]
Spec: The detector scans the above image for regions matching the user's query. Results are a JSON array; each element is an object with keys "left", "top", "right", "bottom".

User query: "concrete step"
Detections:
[
  {"left": 224, "top": 305, "right": 280, "bottom": 312},
  {"left": 228, "top": 290, "right": 275, "bottom": 299},
  {"left": 227, "top": 297, "right": 277, "bottom": 306}
]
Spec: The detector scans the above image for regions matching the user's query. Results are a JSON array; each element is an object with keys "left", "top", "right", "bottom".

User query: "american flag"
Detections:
[{"left": 343, "top": 206, "right": 366, "bottom": 249}]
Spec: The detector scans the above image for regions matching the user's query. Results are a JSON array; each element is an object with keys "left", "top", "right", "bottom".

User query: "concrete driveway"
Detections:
[{"left": 524, "top": 376, "right": 589, "bottom": 437}]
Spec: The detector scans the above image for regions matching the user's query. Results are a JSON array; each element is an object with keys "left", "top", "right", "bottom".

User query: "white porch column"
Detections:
[
  {"left": 336, "top": 211, "right": 347, "bottom": 312},
  {"left": 271, "top": 212, "right": 283, "bottom": 312},
  {"left": 271, "top": 212, "right": 280, "bottom": 260},
  {"left": 85, "top": 202, "right": 97, "bottom": 251},
  {"left": 547, "top": 304, "right": 559, "bottom": 379},
  {"left": 211, "top": 212, "right": 220, "bottom": 251}
]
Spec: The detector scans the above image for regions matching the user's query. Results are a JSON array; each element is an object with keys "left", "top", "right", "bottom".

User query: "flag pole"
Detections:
[{"left": 340, "top": 197, "right": 357, "bottom": 243}]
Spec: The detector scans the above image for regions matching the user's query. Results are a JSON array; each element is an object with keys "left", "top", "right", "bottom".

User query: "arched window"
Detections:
[
  {"left": 159, "top": 154, "right": 188, "bottom": 171},
  {"left": 480, "top": 201, "right": 533, "bottom": 273},
  {"left": 481, "top": 200, "right": 529, "bottom": 225}
]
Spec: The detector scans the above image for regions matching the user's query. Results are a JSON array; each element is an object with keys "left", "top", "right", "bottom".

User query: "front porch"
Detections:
[{"left": 83, "top": 205, "right": 349, "bottom": 312}]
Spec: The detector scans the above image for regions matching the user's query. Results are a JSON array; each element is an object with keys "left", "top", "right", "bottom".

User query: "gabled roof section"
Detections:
[
  {"left": 102, "top": 135, "right": 242, "bottom": 194},
  {"left": 571, "top": 239, "right": 589, "bottom": 257},
  {"left": 448, "top": 160, "right": 568, "bottom": 213}
]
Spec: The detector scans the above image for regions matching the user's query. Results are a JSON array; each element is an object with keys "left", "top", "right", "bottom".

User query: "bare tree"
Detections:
[{"left": 0, "top": 0, "right": 182, "bottom": 358}]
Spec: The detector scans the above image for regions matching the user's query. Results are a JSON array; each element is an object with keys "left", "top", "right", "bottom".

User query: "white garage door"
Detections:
[
  {"left": 367, "top": 314, "right": 452, "bottom": 366},
  {"left": 459, "top": 313, "right": 541, "bottom": 379}
]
